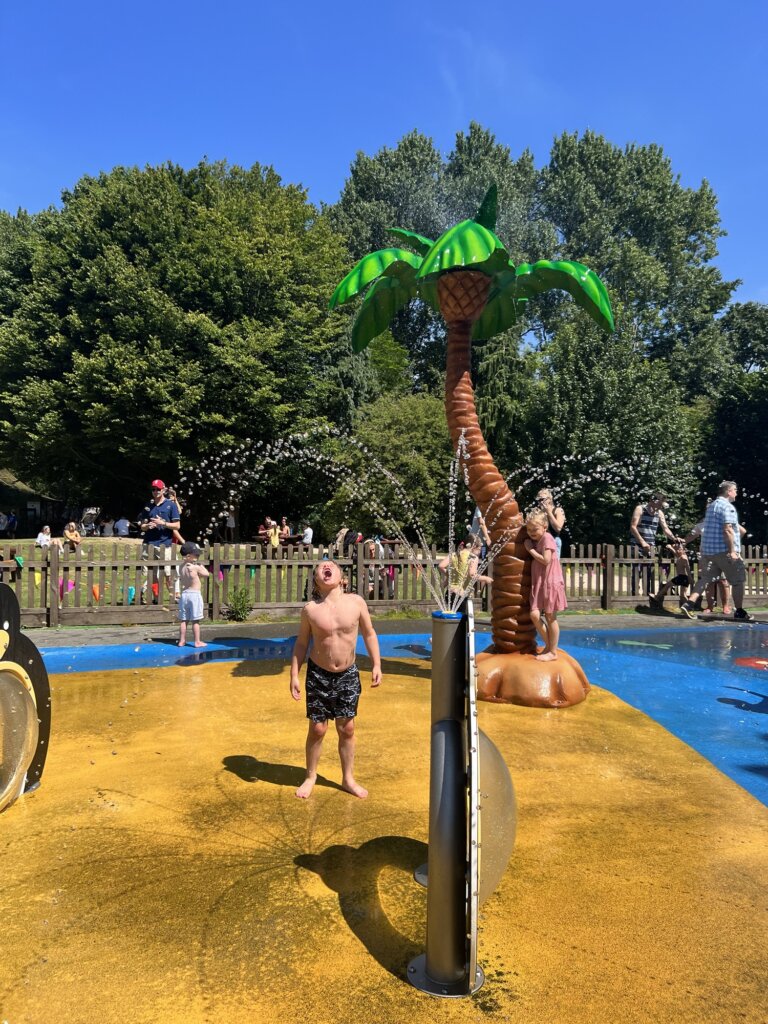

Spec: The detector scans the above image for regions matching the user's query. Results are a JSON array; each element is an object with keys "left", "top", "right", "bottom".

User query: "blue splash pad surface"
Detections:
[
  {"left": 562, "top": 625, "right": 768, "bottom": 807},
  {"left": 41, "top": 624, "right": 768, "bottom": 806}
]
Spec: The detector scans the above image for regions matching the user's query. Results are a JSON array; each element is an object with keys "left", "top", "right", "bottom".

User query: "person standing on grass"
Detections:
[
  {"left": 177, "top": 541, "right": 209, "bottom": 647},
  {"left": 139, "top": 479, "right": 180, "bottom": 603},
  {"left": 289, "top": 560, "right": 382, "bottom": 800},
  {"left": 267, "top": 518, "right": 281, "bottom": 557},
  {"left": 524, "top": 509, "right": 567, "bottom": 661},
  {"left": 680, "top": 480, "right": 754, "bottom": 622},
  {"left": 165, "top": 488, "right": 185, "bottom": 546}
]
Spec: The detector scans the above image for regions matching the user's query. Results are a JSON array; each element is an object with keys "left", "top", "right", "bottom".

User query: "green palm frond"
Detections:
[
  {"left": 387, "top": 227, "right": 434, "bottom": 257},
  {"left": 471, "top": 270, "right": 521, "bottom": 339},
  {"left": 350, "top": 271, "right": 418, "bottom": 353},
  {"left": 416, "top": 277, "right": 441, "bottom": 315},
  {"left": 475, "top": 184, "right": 498, "bottom": 231},
  {"left": 329, "top": 248, "right": 422, "bottom": 310},
  {"left": 514, "top": 260, "right": 614, "bottom": 333},
  {"left": 416, "top": 220, "right": 509, "bottom": 280}
]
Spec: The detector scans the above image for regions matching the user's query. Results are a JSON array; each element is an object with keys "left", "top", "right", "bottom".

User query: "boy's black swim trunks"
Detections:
[{"left": 305, "top": 658, "right": 361, "bottom": 722}]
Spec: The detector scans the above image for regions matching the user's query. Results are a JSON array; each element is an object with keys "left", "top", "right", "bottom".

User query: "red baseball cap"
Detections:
[{"left": 151, "top": 479, "right": 166, "bottom": 490}]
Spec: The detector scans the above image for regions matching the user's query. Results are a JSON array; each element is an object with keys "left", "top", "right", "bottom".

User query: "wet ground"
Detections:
[{"left": 2, "top": 649, "right": 767, "bottom": 1024}]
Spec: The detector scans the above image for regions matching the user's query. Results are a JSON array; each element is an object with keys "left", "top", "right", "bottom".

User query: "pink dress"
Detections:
[{"left": 529, "top": 533, "right": 567, "bottom": 614}]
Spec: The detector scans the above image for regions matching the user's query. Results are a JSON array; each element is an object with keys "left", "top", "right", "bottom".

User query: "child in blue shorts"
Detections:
[{"left": 178, "top": 541, "right": 209, "bottom": 647}]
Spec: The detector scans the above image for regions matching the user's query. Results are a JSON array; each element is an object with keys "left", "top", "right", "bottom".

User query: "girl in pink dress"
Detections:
[{"left": 524, "top": 510, "right": 567, "bottom": 661}]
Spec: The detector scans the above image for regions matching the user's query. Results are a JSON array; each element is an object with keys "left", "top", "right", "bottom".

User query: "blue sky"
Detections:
[{"left": 1, "top": 0, "right": 766, "bottom": 303}]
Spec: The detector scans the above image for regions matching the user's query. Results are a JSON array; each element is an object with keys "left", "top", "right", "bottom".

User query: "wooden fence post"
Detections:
[
  {"left": 602, "top": 544, "right": 615, "bottom": 611},
  {"left": 355, "top": 542, "right": 366, "bottom": 598},
  {"left": 48, "top": 545, "right": 59, "bottom": 627},
  {"left": 212, "top": 543, "right": 221, "bottom": 620}
]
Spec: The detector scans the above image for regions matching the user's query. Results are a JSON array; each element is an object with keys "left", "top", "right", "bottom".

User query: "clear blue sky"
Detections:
[{"left": 1, "top": 1, "right": 766, "bottom": 303}]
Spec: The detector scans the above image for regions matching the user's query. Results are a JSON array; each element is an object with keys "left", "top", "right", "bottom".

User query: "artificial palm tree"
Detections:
[{"left": 330, "top": 186, "right": 614, "bottom": 705}]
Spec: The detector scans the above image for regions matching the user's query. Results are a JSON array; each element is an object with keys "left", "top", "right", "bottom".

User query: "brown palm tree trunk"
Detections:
[{"left": 439, "top": 271, "right": 535, "bottom": 654}]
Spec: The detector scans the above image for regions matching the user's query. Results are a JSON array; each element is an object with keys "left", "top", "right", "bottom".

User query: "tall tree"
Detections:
[
  {"left": 539, "top": 131, "right": 737, "bottom": 400},
  {"left": 318, "top": 394, "right": 454, "bottom": 543},
  {"left": 0, "top": 161, "right": 354, "bottom": 506},
  {"left": 520, "top": 315, "right": 696, "bottom": 542},
  {"left": 702, "top": 369, "right": 768, "bottom": 545},
  {"left": 719, "top": 301, "right": 768, "bottom": 372}
]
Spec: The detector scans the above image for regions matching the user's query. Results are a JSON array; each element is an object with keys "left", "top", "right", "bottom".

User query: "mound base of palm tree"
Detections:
[{"left": 475, "top": 649, "right": 590, "bottom": 708}]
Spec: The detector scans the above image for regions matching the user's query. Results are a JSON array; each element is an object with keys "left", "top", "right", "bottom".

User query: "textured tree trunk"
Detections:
[{"left": 439, "top": 271, "right": 535, "bottom": 655}]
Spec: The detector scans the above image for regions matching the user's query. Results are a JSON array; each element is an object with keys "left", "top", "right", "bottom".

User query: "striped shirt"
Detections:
[
  {"left": 700, "top": 497, "right": 740, "bottom": 556},
  {"left": 632, "top": 505, "right": 660, "bottom": 547}
]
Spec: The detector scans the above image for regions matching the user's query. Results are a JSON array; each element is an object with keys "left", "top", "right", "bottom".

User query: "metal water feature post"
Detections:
[{"left": 407, "top": 608, "right": 483, "bottom": 997}]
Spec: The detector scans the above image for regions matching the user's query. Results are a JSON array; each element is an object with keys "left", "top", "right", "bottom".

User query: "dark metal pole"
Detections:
[{"left": 408, "top": 610, "right": 470, "bottom": 996}]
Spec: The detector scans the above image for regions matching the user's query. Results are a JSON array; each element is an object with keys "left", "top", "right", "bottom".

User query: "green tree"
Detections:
[
  {"left": 540, "top": 131, "right": 737, "bottom": 400},
  {"left": 520, "top": 316, "right": 696, "bottom": 543},
  {"left": 315, "top": 394, "right": 454, "bottom": 544},
  {"left": 719, "top": 301, "right": 768, "bottom": 372},
  {"left": 0, "top": 161, "right": 354, "bottom": 507},
  {"left": 702, "top": 369, "right": 768, "bottom": 544}
]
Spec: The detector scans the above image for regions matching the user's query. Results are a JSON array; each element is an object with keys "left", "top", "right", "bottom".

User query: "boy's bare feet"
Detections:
[
  {"left": 536, "top": 651, "right": 557, "bottom": 662},
  {"left": 295, "top": 775, "right": 317, "bottom": 799},
  {"left": 177, "top": 640, "right": 185, "bottom": 647},
  {"left": 193, "top": 641, "right": 207, "bottom": 648},
  {"left": 341, "top": 779, "right": 368, "bottom": 799}
]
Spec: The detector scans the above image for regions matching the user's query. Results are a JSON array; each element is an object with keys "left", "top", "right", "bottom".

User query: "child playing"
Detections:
[
  {"left": 177, "top": 541, "right": 209, "bottom": 648},
  {"left": 524, "top": 510, "right": 567, "bottom": 662},
  {"left": 290, "top": 559, "right": 381, "bottom": 800},
  {"left": 437, "top": 534, "right": 493, "bottom": 608},
  {"left": 649, "top": 539, "right": 692, "bottom": 610}
]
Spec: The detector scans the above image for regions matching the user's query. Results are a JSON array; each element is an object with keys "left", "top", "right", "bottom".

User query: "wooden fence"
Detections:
[{"left": 1, "top": 541, "right": 766, "bottom": 627}]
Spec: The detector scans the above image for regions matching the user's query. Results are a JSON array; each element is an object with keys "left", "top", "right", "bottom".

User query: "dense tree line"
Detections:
[{"left": 0, "top": 129, "right": 766, "bottom": 544}]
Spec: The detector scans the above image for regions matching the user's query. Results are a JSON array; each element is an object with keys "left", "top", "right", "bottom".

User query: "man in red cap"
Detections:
[{"left": 139, "top": 480, "right": 180, "bottom": 604}]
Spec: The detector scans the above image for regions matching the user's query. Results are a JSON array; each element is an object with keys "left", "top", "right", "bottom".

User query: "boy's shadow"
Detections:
[
  {"left": 222, "top": 754, "right": 343, "bottom": 791},
  {"left": 295, "top": 835, "right": 428, "bottom": 979}
]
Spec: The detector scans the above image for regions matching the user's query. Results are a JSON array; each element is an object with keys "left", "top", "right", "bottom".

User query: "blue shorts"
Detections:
[{"left": 178, "top": 590, "right": 204, "bottom": 622}]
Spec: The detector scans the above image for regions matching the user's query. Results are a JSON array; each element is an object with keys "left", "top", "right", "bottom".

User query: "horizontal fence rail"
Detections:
[{"left": 1, "top": 540, "right": 766, "bottom": 627}]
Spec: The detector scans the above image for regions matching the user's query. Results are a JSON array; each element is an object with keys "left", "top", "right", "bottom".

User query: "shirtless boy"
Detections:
[{"left": 290, "top": 560, "right": 381, "bottom": 799}]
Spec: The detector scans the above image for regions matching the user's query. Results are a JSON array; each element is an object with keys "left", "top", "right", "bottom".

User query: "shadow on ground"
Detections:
[
  {"left": 222, "top": 754, "right": 343, "bottom": 791},
  {"left": 295, "top": 835, "right": 428, "bottom": 980}
]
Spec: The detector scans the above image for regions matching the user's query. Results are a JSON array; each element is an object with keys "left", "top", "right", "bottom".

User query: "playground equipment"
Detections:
[
  {"left": 0, "top": 582, "right": 51, "bottom": 813},
  {"left": 408, "top": 601, "right": 516, "bottom": 996},
  {"left": 330, "top": 183, "right": 613, "bottom": 707}
]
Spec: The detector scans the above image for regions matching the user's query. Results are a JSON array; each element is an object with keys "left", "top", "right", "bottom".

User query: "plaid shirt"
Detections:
[{"left": 700, "top": 497, "right": 740, "bottom": 556}]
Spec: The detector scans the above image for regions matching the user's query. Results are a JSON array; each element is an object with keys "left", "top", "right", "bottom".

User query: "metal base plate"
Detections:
[{"left": 406, "top": 954, "right": 484, "bottom": 997}]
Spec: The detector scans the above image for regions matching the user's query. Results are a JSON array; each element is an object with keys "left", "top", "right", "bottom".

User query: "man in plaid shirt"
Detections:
[{"left": 680, "top": 480, "right": 753, "bottom": 621}]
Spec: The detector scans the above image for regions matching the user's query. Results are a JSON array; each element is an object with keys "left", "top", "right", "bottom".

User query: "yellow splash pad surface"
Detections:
[{"left": 2, "top": 658, "right": 766, "bottom": 1024}]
